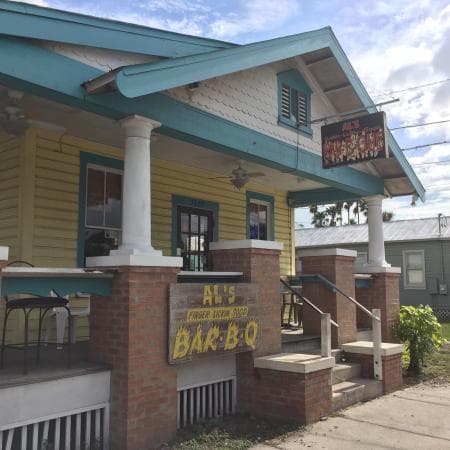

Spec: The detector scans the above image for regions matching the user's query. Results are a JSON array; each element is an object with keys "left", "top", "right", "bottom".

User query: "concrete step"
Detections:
[
  {"left": 332, "top": 363, "right": 361, "bottom": 385},
  {"left": 332, "top": 378, "right": 383, "bottom": 412}
]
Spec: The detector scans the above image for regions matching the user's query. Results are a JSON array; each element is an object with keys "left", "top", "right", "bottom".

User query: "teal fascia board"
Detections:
[
  {"left": 288, "top": 188, "right": 362, "bottom": 207},
  {"left": 0, "top": 0, "right": 234, "bottom": 58},
  {"left": 1, "top": 276, "right": 112, "bottom": 297},
  {"left": 115, "top": 28, "right": 333, "bottom": 98},
  {"left": 0, "top": 36, "right": 384, "bottom": 197}
]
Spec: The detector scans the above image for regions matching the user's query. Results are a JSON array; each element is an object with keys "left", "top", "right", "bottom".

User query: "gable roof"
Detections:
[
  {"left": 296, "top": 216, "right": 450, "bottom": 248},
  {"left": 0, "top": 0, "right": 235, "bottom": 58},
  {"left": 81, "top": 26, "right": 424, "bottom": 201}
]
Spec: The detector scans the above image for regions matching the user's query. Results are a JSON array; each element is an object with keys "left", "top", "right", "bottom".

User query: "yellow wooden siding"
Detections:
[
  {"left": 0, "top": 133, "right": 20, "bottom": 260},
  {"left": 30, "top": 129, "right": 294, "bottom": 273}
]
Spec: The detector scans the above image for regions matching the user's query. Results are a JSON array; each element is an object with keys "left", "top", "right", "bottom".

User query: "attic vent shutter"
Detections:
[
  {"left": 281, "top": 84, "right": 291, "bottom": 119},
  {"left": 281, "top": 84, "right": 308, "bottom": 127}
]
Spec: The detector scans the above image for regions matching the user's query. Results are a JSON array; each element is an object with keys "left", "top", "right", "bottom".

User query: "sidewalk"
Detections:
[{"left": 252, "top": 383, "right": 450, "bottom": 449}]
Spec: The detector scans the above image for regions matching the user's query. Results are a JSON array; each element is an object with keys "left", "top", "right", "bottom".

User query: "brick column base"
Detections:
[
  {"left": 346, "top": 352, "right": 403, "bottom": 394},
  {"left": 300, "top": 250, "right": 357, "bottom": 347},
  {"left": 237, "top": 353, "right": 332, "bottom": 424},
  {"left": 89, "top": 266, "right": 179, "bottom": 450},
  {"left": 356, "top": 270, "right": 401, "bottom": 342}
]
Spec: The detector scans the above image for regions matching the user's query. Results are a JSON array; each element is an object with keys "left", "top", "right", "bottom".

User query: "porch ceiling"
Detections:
[{"left": 0, "top": 87, "right": 325, "bottom": 193}]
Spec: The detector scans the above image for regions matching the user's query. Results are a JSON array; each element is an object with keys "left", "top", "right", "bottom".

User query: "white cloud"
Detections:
[{"left": 208, "top": 0, "right": 301, "bottom": 39}]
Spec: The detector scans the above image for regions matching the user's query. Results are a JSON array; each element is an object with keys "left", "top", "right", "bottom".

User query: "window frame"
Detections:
[
  {"left": 277, "top": 69, "right": 313, "bottom": 137},
  {"left": 77, "top": 152, "right": 124, "bottom": 267},
  {"left": 171, "top": 195, "right": 219, "bottom": 258},
  {"left": 246, "top": 191, "right": 275, "bottom": 241},
  {"left": 402, "top": 249, "right": 426, "bottom": 290}
]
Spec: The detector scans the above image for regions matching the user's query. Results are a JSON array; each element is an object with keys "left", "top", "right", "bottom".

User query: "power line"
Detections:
[
  {"left": 372, "top": 77, "right": 450, "bottom": 98},
  {"left": 402, "top": 141, "right": 450, "bottom": 152},
  {"left": 390, "top": 119, "right": 450, "bottom": 131}
]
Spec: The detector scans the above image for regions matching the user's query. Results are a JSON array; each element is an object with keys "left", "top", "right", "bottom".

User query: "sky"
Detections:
[{"left": 16, "top": 0, "right": 450, "bottom": 227}]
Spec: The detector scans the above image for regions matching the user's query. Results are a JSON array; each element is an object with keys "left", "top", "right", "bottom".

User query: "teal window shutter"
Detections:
[{"left": 277, "top": 69, "right": 313, "bottom": 136}]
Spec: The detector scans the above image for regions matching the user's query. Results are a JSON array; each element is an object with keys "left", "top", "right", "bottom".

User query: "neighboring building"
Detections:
[
  {"left": 296, "top": 215, "right": 450, "bottom": 319},
  {"left": 0, "top": 1, "right": 423, "bottom": 448}
]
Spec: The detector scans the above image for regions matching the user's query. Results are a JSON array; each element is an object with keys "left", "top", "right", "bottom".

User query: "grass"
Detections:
[
  {"left": 440, "top": 322, "right": 450, "bottom": 341},
  {"left": 160, "top": 414, "right": 300, "bottom": 450}
]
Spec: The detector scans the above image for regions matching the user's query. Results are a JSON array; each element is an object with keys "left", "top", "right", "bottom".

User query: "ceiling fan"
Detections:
[
  {"left": 0, "top": 90, "right": 29, "bottom": 136},
  {"left": 210, "top": 164, "right": 266, "bottom": 189}
]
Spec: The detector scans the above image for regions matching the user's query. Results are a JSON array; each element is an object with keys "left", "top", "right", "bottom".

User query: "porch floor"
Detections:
[{"left": 0, "top": 341, "right": 109, "bottom": 389}]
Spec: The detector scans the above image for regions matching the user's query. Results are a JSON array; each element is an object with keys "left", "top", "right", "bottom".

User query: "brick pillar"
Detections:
[
  {"left": 358, "top": 269, "right": 401, "bottom": 342},
  {"left": 355, "top": 286, "right": 372, "bottom": 330},
  {"left": 300, "top": 249, "right": 357, "bottom": 347},
  {"left": 89, "top": 266, "right": 179, "bottom": 450},
  {"left": 210, "top": 240, "right": 283, "bottom": 356}
]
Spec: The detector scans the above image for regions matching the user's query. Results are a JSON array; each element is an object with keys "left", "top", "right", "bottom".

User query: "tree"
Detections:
[
  {"left": 393, "top": 305, "right": 445, "bottom": 374},
  {"left": 382, "top": 211, "right": 394, "bottom": 222}
]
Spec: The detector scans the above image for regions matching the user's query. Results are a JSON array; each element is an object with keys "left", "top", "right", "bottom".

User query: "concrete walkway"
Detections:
[{"left": 252, "top": 383, "right": 450, "bottom": 449}]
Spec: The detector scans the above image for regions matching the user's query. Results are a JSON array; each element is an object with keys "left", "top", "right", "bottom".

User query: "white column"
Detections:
[
  {"left": 112, "top": 115, "right": 160, "bottom": 256},
  {"left": 86, "top": 115, "right": 182, "bottom": 267},
  {"left": 365, "top": 195, "right": 390, "bottom": 268}
]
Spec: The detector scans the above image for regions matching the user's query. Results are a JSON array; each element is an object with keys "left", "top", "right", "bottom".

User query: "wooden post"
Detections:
[
  {"left": 321, "top": 313, "right": 332, "bottom": 357},
  {"left": 372, "top": 308, "right": 383, "bottom": 380}
]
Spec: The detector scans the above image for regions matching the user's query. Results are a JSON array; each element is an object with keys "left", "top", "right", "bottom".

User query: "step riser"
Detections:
[
  {"left": 332, "top": 364, "right": 361, "bottom": 384},
  {"left": 332, "top": 379, "right": 383, "bottom": 412},
  {"left": 282, "top": 340, "right": 320, "bottom": 353}
]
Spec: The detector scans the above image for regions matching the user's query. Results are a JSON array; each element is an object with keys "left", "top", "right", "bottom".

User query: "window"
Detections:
[
  {"left": 78, "top": 153, "right": 123, "bottom": 266},
  {"left": 171, "top": 195, "right": 219, "bottom": 272},
  {"left": 403, "top": 250, "right": 426, "bottom": 289},
  {"left": 246, "top": 192, "right": 274, "bottom": 241},
  {"left": 277, "top": 69, "right": 312, "bottom": 136}
]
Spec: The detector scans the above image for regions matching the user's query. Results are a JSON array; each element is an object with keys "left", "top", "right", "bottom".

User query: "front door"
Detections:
[{"left": 177, "top": 206, "right": 213, "bottom": 271}]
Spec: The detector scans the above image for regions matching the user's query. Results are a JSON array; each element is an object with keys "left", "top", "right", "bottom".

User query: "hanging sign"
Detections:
[
  {"left": 322, "top": 111, "right": 388, "bottom": 168},
  {"left": 169, "top": 283, "right": 259, "bottom": 364}
]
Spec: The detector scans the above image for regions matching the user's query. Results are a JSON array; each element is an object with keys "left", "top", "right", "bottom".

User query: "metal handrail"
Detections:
[
  {"left": 280, "top": 278, "right": 339, "bottom": 328},
  {"left": 297, "top": 274, "right": 381, "bottom": 322}
]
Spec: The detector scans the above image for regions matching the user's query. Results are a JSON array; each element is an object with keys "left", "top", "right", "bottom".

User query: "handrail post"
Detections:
[
  {"left": 321, "top": 313, "right": 331, "bottom": 357},
  {"left": 372, "top": 308, "right": 383, "bottom": 380}
]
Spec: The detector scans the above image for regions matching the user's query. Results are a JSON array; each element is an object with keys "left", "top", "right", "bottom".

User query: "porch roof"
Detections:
[
  {"left": 0, "top": 1, "right": 425, "bottom": 203},
  {"left": 0, "top": 0, "right": 234, "bottom": 58}
]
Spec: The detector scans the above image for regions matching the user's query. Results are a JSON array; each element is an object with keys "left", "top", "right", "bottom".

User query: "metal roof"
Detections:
[{"left": 296, "top": 216, "right": 450, "bottom": 248}]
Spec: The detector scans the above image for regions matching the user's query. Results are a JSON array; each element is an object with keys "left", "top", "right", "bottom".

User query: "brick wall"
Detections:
[
  {"left": 346, "top": 352, "right": 403, "bottom": 394},
  {"left": 210, "top": 247, "right": 282, "bottom": 356},
  {"left": 89, "top": 266, "right": 179, "bottom": 450},
  {"left": 355, "top": 286, "right": 373, "bottom": 330},
  {"left": 300, "top": 255, "right": 357, "bottom": 347},
  {"left": 237, "top": 353, "right": 332, "bottom": 424}
]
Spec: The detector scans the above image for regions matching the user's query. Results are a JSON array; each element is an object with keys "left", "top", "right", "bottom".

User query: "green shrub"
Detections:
[{"left": 393, "top": 305, "right": 445, "bottom": 374}]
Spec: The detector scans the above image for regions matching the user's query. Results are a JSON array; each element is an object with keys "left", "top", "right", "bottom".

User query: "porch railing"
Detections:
[{"left": 295, "top": 274, "right": 383, "bottom": 381}]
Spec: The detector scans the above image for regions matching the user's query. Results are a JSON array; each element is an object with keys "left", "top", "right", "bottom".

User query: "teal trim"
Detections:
[
  {"left": 1, "top": 276, "right": 112, "bottom": 297},
  {"left": 77, "top": 152, "right": 124, "bottom": 267},
  {"left": 246, "top": 191, "right": 275, "bottom": 240},
  {"left": 0, "top": 36, "right": 384, "bottom": 197},
  {"left": 288, "top": 188, "right": 362, "bottom": 207},
  {"left": 171, "top": 195, "right": 219, "bottom": 256},
  {"left": 114, "top": 28, "right": 332, "bottom": 98},
  {"left": 277, "top": 69, "right": 313, "bottom": 136},
  {"left": 355, "top": 278, "right": 371, "bottom": 289},
  {"left": 0, "top": 0, "right": 234, "bottom": 58}
]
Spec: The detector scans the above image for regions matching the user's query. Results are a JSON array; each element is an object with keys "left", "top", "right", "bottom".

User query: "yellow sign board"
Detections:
[{"left": 169, "top": 283, "right": 259, "bottom": 364}]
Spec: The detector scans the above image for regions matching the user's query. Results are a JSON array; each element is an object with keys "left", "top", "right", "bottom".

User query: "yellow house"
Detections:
[{"left": 0, "top": 1, "right": 424, "bottom": 448}]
